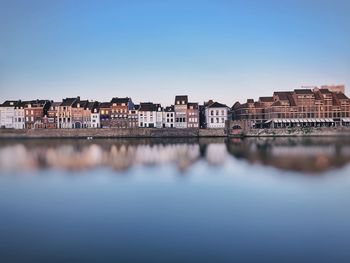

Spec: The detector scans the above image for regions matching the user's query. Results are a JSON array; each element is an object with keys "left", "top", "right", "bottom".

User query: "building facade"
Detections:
[
  {"left": 57, "top": 97, "right": 79, "bottom": 129},
  {"left": 99, "top": 102, "right": 112, "bottom": 128},
  {"left": 89, "top": 102, "right": 100, "bottom": 128},
  {"left": 163, "top": 106, "right": 175, "bottom": 128},
  {"left": 24, "top": 100, "right": 51, "bottom": 129},
  {"left": 128, "top": 105, "right": 139, "bottom": 128},
  {"left": 47, "top": 102, "right": 61, "bottom": 129},
  {"left": 174, "top": 95, "right": 188, "bottom": 128},
  {"left": 205, "top": 102, "right": 229, "bottom": 129},
  {"left": 138, "top": 102, "right": 162, "bottom": 128},
  {"left": 14, "top": 101, "right": 26, "bottom": 129},
  {"left": 0, "top": 100, "right": 18, "bottom": 129},
  {"left": 110, "top": 97, "right": 134, "bottom": 128},
  {"left": 187, "top": 103, "right": 199, "bottom": 128},
  {"left": 232, "top": 86, "right": 350, "bottom": 128}
]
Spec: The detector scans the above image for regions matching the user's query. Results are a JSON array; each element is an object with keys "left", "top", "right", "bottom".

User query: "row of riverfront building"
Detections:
[{"left": 1, "top": 85, "right": 349, "bottom": 130}]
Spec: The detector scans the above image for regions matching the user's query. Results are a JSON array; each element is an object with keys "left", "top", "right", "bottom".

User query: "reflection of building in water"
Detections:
[
  {"left": 1, "top": 138, "right": 350, "bottom": 173},
  {"left": 0, "top": 140, "right": 201, "bottom": 172},
  {"left": 205, "top": 144, "right": 229, "bottom": 165},
  {"left": 226, "top": 138, "right": 350, "bottom": 173}
]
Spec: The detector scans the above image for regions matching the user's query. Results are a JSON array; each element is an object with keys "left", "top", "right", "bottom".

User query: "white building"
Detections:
[
  {"left": 163, "top": 106, "right": 175, "bottom": 128},
  {"left": 205, "top": 102, "right": 229, "bottom": 129},
  {"left": 0, "top": 100, "right": 18, "bottom": 129},
  {"left": 174, "top": 95, "right": 188, "bottom": 128},
  {"left": 14, "top": 101, "right": 26, "bottom": 129},
  {"left": 138, "top": 102, "right": 163, "bottom": 128},
  {"left": 90, "top": 102, "right": 100, "bottom": 128}
]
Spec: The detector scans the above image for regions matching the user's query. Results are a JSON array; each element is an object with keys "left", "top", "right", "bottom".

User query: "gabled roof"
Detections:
[
  {"left": 247, "top": 99, "right": 254, "bottom": 103},
  {"left": 231, "top": 101, "right": 240, "bottom": 109},
  {"left": 110, "top": 97, "right": 131, "bottom": 104},
  {"left": 207, "top": 102, "right": 228, "bottom": 108}
]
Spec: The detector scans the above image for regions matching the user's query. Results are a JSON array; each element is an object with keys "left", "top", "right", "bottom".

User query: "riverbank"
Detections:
[
  {"left": 1, "top": 126, "right": 350, "bottom": 139},
  {"left": 0, "top": 128, "right": 227, "bottom": 139},
  {"left": 243, "top": 126, "right": 350, "bottom": 137}
]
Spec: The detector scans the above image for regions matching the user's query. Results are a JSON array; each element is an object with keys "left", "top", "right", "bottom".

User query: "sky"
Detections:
[{"left": 0, "top": 0, "right": 349, "bottom": 106}]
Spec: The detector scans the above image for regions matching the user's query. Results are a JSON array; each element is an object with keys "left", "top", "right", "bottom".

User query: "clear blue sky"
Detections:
[{"left": 1, "top": 0, "right": 349, "bottom": 106}]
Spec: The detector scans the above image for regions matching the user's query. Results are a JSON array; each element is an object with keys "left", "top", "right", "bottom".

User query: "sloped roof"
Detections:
[
  {"left": 164, "top": 105, "right": 174, "bottom": 112},
  {"left": 51, "top": 102, "right": 62, "bottom": 107},
  {"left": 314, "top": 91, "right": 323, "bottom": 101},
  {"left": 294, "top": 89, "right": 314, "bottom": 94},
  {"left": 271, "top": 101, "right": 282, "bottom": 107},
  {"left": 139, "top": 102, "right": 161, "bottom": 112},
  {"left": 274, "top": 91, "right": 292, "bottom": 101},
  {"left": 0, "top": 100, "right": 20, "bottom": 107},
  {"left": 110, "top": 97, "right": 131, "bottom": 104},
  {"left": 61, "top": 97, "right": 78, "bottom": 106},
  {"left": 72, "top": 99, "right": 89, "bottom": 108},
  {"left": 320, "top": 89, "right": 332, "bottom": 94},
  {"left": 232, "top": 101, "right": 241, "bottom": 109},
  {"left": 259, "top": 96, "right": 274, "bottom": 102},
  {"left": 207, "top": 102, "right": 228, "bottom": 108},
  {"left": 175, "top": 95, "right": 188, "bottom": 104},
  {"left": 187, "top": 102, "right": 198, "bottom": 109},
  {"left": 336, "top": 93, "right": 349, "bottom": 100},
  {"left": 99, "top": 102, "right": 112, "bottom": 108}
]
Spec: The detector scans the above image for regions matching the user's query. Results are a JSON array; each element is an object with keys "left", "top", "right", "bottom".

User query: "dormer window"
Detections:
[
  {"left": 77, "top": 103, "right": 80, "bottom": 108},
  {"left": 10, "top": 102, "right": 14, "bottom": 106},
  {"left": 182, "top": 101, "right": 185, "bottom": 105},
  {"left": 113, "top": 103, "right": 116, "bottom": 106},
  {"left": 121, "top": 103, "right": 125, "bottom": 106}
]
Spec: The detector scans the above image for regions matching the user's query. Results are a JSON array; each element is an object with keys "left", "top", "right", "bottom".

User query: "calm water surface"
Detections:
[{"left": 1, "top": 137, "right": 350, "bottom": 262}]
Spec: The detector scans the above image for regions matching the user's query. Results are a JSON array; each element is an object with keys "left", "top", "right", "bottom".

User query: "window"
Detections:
[
  {"left": 211, "top": 118, "right": 214, "bottom": 123},
  {"left": 216, "top": 118, "right": 219, "bottom": 123},
  {"left": 211, "top": 110, "right": 214, "bottom": 115},
  {"left": 221, "top": 118, "right": 224, "bottom": 123},
  {"left": 216, "top": 110, "right": 219, "bottom": 116}
]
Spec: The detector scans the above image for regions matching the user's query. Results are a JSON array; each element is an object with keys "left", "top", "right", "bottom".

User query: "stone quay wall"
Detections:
[{"left": 0, "top": 128, "right": 227, "bottom": 139}]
